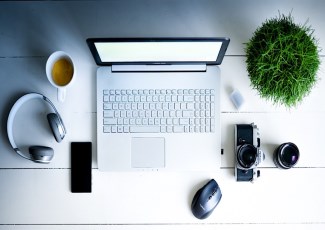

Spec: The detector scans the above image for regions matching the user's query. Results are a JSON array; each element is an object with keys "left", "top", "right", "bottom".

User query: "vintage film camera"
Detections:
[{"left": 235, "top": 123, "right": 265, "bottom": 182}]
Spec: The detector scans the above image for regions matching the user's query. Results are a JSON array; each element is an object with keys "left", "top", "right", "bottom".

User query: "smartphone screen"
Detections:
[{"left": 71, "top": 142, "right": 92, "bottom": 193}]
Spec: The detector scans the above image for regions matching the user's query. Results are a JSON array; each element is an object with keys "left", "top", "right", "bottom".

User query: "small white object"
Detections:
[{"left": 230, "top": 89, "right": 245, "bottom": 110}]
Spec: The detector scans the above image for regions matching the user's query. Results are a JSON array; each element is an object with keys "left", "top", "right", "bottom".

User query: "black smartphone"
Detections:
[{"left": 71, "top": 142, "right": 92, "bottom": 193}]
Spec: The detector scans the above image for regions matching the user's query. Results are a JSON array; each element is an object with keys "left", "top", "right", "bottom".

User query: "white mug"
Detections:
[{"left": 46, "top": 51, "right": 75, "bottom": 102}]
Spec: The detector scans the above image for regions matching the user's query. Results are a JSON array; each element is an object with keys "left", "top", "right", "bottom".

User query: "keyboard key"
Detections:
[
  {"left": 103, "top": 103, "right": 112, "bottom": 110},
  {"left": 167, "top": 118, "right": 173, "bottom": 125},
  {"left": 184, "top": 95, "right": 194, "bottom": 102},
  {"left": 148, "top": 118, "right": 154, "bottom": 125},
  {"left": 103, "top": 96, "right": 109, "bottom": 102},
  {"left": 117, "top": 126, "right": 123, "bottom": 133},
  {"left": 104, "top": 118, "right": 117, "bottom": 125},
  {"left": 130, "top": 126, "right": 160, "bottom": 133},
  {"left": 187, "top": 103, "right": 194, "bottom": 110},
  {"left": 173, "top": 126, "right": 184, "bottom": 133},
  {"left": 104, "top": 111, "right": 114, "bottom": 118},
  {"left": 182, "top": 110, "right": 194, "bottom": 117},
  {"left": 111, "top": 126, "right": 117, "bottom": 133},
  {"left": 103, "top": 126, "right": 111, "bottom": 133},
  {"left": 160, "top": 126, "right": 167, "bottom": 133}
]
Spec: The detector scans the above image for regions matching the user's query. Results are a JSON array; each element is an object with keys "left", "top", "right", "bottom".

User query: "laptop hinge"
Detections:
[{"left": 111, "top": 64, "right": 207, "bottom": 72}]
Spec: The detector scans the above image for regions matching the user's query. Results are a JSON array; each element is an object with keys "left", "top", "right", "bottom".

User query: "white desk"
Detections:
[{"left": 0, "top": 1, "right": 325, "bottom": 229}]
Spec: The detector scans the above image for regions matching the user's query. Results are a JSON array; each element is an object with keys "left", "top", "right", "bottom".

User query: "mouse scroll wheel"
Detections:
[{"left": 209, "top": 189, "right": 217, "bottom": 199}]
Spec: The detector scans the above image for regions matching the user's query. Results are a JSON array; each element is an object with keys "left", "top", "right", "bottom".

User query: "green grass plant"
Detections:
[{"left": 245, "top": 13, "right": 321, "bottom": 107}]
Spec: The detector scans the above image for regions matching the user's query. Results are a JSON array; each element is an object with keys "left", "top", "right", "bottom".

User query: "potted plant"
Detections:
[{"left": 245, "top": 13, "right": 321, "bottom": 108}]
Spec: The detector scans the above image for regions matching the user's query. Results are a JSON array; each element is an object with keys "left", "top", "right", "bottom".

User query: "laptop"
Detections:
[{"left": 87, "top": 38, "right": 230, "bottom": 171}]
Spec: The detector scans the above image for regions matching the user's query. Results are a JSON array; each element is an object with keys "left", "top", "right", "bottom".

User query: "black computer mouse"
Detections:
[{"left": 191, "top": 179, "right": 222, "bottom": 219}]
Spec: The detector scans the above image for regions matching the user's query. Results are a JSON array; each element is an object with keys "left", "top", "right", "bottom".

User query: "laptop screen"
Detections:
[{"left": 87, "top": 38, "right": 230, "bottom": 65}]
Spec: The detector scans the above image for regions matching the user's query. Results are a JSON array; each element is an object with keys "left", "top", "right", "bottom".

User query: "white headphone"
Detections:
[{"left": 7, "top": 93, "right": 66, "bottom": 163}]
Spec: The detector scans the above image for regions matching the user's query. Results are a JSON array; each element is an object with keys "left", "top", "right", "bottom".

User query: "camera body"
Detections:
[{"left": 235, "top": 123, "right": 264, "bottom": 182}]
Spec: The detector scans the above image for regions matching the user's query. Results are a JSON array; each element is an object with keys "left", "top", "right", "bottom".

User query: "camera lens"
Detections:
[
  {"left": 237, "top": 144, "right": 257, "bottom": 169},
  {"left": 273, "top": 142, "right": 299, "bottom": 169}
]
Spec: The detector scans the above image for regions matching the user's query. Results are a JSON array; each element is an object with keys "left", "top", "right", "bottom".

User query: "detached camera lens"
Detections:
[
  {"left": 274, "top": 142, "right": 299, "bottom": 169},
  {"left": 237, "top": 144, "right": 257, "bottom": 169}
]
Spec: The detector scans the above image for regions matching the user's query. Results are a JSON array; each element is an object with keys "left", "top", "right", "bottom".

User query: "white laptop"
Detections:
[{"left": 87, "top": 38, "right": 230, "bottom": 171}]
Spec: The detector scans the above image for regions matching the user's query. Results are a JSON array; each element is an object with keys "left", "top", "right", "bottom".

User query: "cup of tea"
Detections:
[{"left": 46, "top": 51, "right": 74, "bottom": 102}]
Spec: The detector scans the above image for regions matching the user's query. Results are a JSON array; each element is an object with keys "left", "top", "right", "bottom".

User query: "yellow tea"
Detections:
[{"left": 51, "top": 58, "right": 73, "bottom": 86}]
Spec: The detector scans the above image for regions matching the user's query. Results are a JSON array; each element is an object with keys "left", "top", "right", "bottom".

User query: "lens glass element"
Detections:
[
  {"left": 237, "top": 144, "right": 257, "bottom": 169},
  {"left": 280, "top": 143, "right": 299, "bottom": 168}
]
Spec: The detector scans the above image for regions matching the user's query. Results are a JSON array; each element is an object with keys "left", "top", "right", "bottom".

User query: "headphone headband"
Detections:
[{"left": 7, "top": 93, "right": 66, "bottom": 162}]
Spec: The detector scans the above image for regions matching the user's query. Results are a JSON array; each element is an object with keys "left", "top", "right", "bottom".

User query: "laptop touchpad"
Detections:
[{"left": 131, "top": 137, "right": 165, "bottom": 168}]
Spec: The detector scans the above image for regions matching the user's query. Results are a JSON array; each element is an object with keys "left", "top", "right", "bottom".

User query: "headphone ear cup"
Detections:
[
  {"left": 47, "top": 113, "right": 64, "bottom": 143},
  {"left": 29, "top": 146, "right": 54, "bottom": 163}
]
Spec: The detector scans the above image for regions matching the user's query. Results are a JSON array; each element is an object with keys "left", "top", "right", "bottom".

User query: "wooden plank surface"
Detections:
[
  {"left": 0, "top": 168, "right": 324, "bottom": 225},
  {"left": 0, "top": 0, "right": 324, "bottom": 229},
  {"left": 1, "top": 225, "right": 325, "bottom": 230},
  {"left": 0, "top": 0, "right": 324, "bottom": 57}
]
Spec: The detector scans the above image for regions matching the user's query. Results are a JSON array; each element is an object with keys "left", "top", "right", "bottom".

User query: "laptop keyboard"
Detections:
[{"left": 102, "top": 89, "right": 215, "bottom": 133}]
